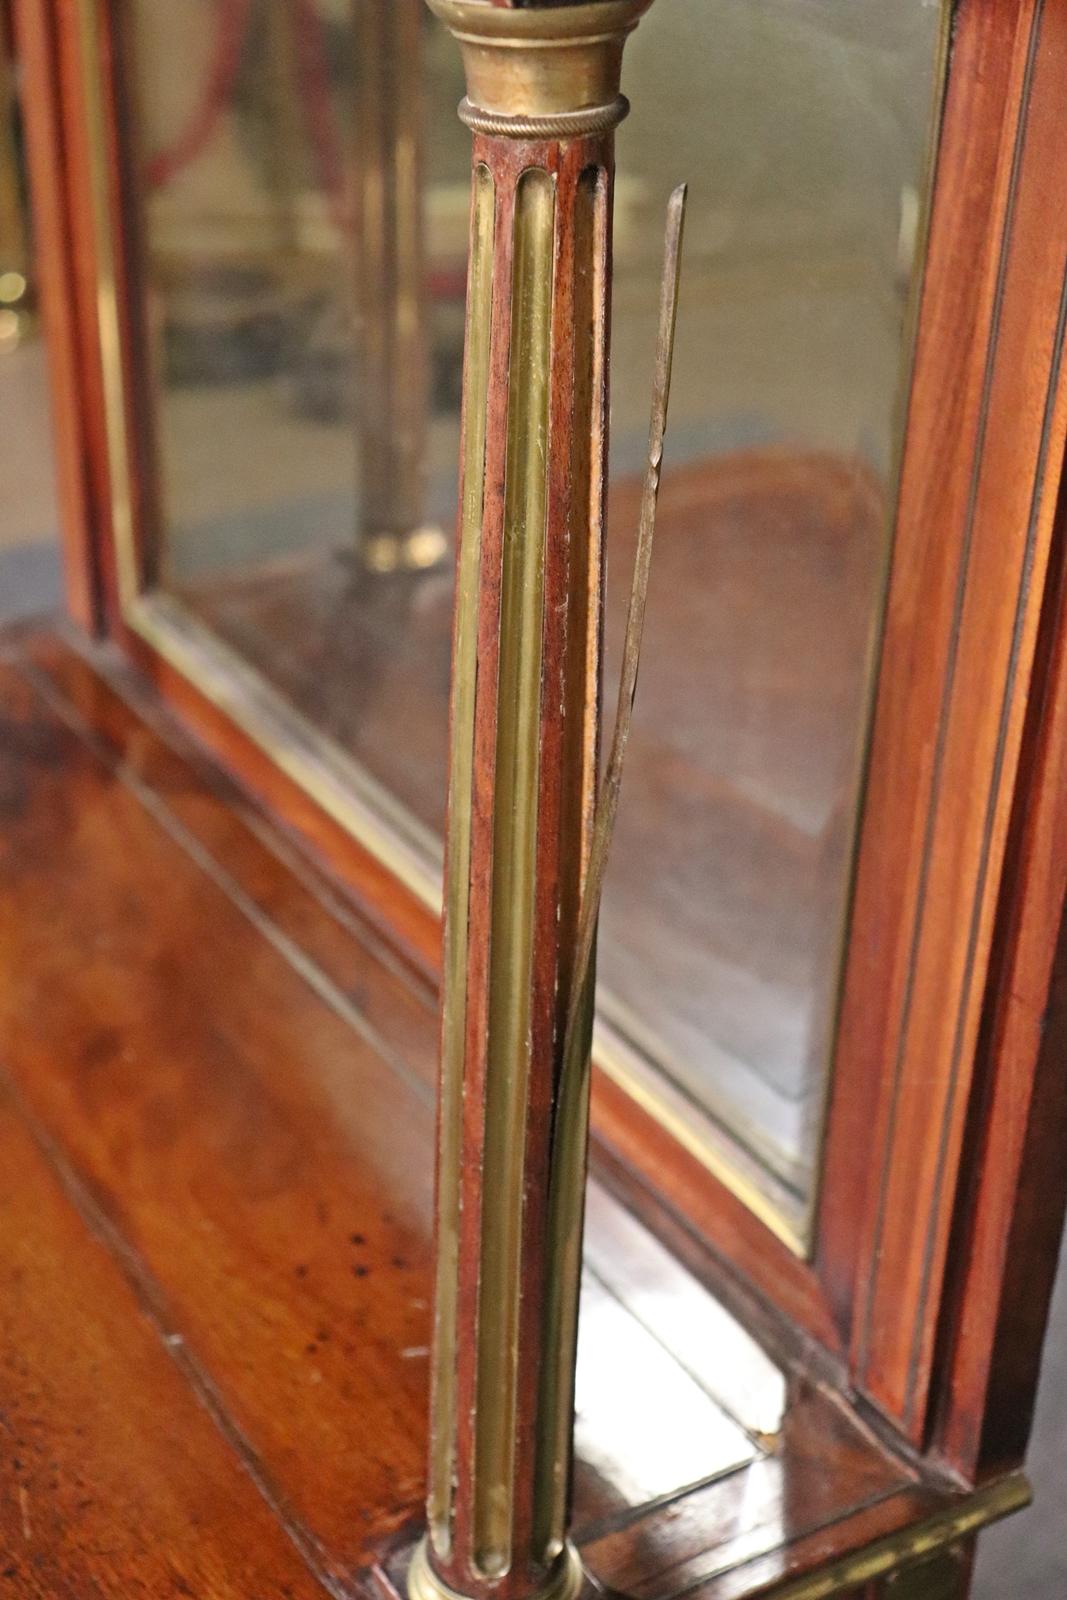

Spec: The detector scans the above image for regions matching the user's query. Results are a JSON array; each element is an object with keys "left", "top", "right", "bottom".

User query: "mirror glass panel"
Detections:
[{"left": 123, "top": 0, "right": 948, "bottom": 1229}]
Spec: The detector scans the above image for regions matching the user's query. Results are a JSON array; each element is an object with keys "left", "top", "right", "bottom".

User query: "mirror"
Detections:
[{"left": 119, "top": 0, "right": 948, "bottom": 1235}]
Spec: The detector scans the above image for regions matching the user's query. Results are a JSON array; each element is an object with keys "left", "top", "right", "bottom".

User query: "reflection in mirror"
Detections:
[{"left": 123, "top": 0, "right": 948, "bottom": 1231}]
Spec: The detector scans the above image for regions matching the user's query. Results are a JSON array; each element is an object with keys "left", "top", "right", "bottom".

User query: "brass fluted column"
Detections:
[{"left": 409, "top": 7, "right": 652, "bottom": 1600}]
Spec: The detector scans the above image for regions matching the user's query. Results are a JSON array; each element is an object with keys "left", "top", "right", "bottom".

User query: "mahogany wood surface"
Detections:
[
  {"left": 0, "top": 621, "right": 1015, "bottom": 1600},
  {"left": 931, "top": 466, "right": 1067, "bottom": 1478},
  {"left": 0, "top": 1087, "right": 328, "bottom": 1600},
  {"left": 837, "top": 0, "right": 1067, "bottom": 1443},
  {"left": 173, "top": 447, "right": 881, "bottom": 1211},
  {"left": 17, "top": 0, "right": 1067, "bottom": 1530}
]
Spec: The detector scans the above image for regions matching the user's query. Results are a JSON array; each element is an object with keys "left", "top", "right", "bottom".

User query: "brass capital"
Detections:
[{"left": 425, "top": 0, "right": 653, "bottom": 138}]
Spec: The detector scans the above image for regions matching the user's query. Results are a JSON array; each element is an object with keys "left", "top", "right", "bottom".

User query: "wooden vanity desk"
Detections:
[{"left": 5, "top": 0, "right": 1067, "bottom": 1596}]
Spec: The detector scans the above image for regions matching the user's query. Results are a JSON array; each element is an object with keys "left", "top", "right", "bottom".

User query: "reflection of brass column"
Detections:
[
  {"left": 408, "top": 7, "right": 652, "bottom": 1600},
  {"left": 356, "top": 0, "right": 444, "bottom": 573},
  {"left": 0, "top": 10, "right": 29, "bottom": 350}
]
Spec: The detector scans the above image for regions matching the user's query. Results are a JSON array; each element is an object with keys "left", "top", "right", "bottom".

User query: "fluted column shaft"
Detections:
[{"left": 411, "top": 8, "right": 652, "bottom": 1600}]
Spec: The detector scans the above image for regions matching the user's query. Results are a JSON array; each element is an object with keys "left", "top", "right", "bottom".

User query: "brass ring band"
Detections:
[{"left": 458, "top": 95, "right": 629, "bottom": 140}]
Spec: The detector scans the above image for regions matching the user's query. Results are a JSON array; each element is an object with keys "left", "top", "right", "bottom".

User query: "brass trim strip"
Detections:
[
  {"left": 749, "top": 1473, "right": 1030, "bottom": 1600},
  {"left": 430, "top": 161, "right": 497, "bottom": 1560},
  {"left": 474, "top": 164, "right": 556, "bottom": 1578},
  {"left": 595, "top": 1032, "right": 810, "bottom": 1256},
  {"left": 126, "top": 593, "right": 438, "bottom": 893}
]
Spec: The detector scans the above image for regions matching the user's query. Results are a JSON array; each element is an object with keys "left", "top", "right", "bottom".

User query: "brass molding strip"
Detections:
[
  {"left": 474, "top": 163, "right": 556, "bottom": 1576},
  {"left": 458, "top": 95, "right": 629, "bottom": 138}
]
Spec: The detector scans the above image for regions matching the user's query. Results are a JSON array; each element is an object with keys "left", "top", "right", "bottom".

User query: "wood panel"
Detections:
[
  {"left": 0, "top": 628, "right": 756, "bottom": 1578},
  {"left": 23, "top": 626, "right": 441, "bottom": 1090},
  {"left": 0, "top": 1089, "right": 329, "bottom": 1599},
  {"left": 831, "top": 0, "right": 1067, "bottom": 1440},
  {"left": 0, "top": 650, "right": 438, "bottom": 1570}
]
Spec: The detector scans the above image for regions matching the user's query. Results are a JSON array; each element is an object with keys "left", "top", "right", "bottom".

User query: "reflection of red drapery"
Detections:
[
  {"left": 144, "top": 0, "right": 253, "bottom": 190},
  {"left": 291, "top": 0, "right": 352, "bottom": 230}
]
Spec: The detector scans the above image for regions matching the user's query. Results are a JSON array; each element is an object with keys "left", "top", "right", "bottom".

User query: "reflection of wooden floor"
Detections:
[{"left": 179, "top": 448, "right": 886, "bottom": 1193}]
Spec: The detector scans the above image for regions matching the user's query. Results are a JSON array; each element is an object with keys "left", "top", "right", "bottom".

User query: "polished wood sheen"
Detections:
[{"left": 0, "top": 622, "right": 1027, "bottom": 1599}]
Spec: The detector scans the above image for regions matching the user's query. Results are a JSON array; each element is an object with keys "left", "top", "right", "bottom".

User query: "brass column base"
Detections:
[{"left": 407, "top": 1538, "right": 585, "bottom": 1600}]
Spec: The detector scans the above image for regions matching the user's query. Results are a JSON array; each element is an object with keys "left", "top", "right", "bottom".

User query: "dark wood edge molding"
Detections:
[{"left": 13, "top": 0, "right": 101, "bottom": 628}]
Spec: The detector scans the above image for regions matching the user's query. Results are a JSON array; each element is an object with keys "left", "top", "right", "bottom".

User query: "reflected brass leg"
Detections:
[
  {"left": 0, "top": 12, "right": 30, "bottom": 351},
  {"left": 355, "top": 0, "right": 444, "bottom": 573},
  {"left": 411, "top": 7, "right": 654, "bottom": 1600}
]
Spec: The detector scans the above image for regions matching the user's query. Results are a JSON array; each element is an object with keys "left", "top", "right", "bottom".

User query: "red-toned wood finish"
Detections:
[
  {"left": 931, "top": 463, "right": 1067, "bottom": 1479},
  {"left": 11, "top": 0, "right": 101, "bottom": 627},
  {"left": 0, "top": 1088, "right": 329, "bottom": 1600},
  {"left": 0, "top": 622, "right": 1028, "bottom": 1600},
  {"left": 20, "top": 0, "right": 445, "bottom": 976}
]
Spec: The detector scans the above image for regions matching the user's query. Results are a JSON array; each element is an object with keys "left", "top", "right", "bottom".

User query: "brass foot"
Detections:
[{"left": 406, "top": 1537, "right": 585, "bottom": 1600}]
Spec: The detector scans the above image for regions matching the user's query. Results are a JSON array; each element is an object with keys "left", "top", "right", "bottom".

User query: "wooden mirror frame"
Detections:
[{"left": 16, "top": 0, "right": 1067, "bottom": 1496}]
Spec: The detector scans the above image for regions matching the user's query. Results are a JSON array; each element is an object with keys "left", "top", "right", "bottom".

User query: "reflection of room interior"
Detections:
[{"left": 130, "top": 0, "right": 939, "bottom": 1203}]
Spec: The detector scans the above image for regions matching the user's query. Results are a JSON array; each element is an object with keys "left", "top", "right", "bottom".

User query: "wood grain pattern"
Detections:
[
  {"left": 431, "top": 131, "right": 611, "bottom": 1598},
  {"left": 0, "top": 651, "right": 437, "bottom": 1577},
  {"left": 0, "top": 624, "right": 1018, "bottom": 1600},
  {"left": 0, "top": 1090, "right": 332, "bottom": 1600},
  {"left": 838, "top": 0, "right": 1067, "bottom": 1439},
  {"left": 817, "top": 0, "right": 1032, "bottom": 1353}
]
